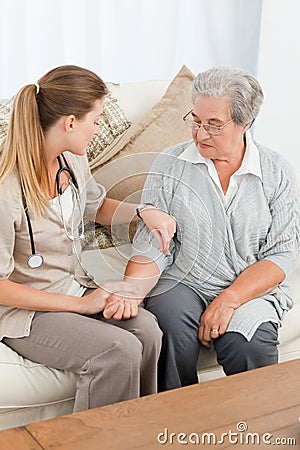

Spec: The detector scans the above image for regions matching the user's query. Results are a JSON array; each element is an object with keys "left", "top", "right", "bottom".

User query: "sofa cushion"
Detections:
[{"left": 0, "top": 342, "right": 76, "bottom": 410}]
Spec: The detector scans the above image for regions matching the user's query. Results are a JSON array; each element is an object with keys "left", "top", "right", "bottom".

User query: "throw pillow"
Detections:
[
  {"left": 0, "top": 90, "right": 130, "bottom": 164},
  {"left": 0, "top": 97, "right": 14, "bottom": 145},
  {"left": 93, "top": 65, "right": 195, "bottom": 204},
  {"left": 86, "top": 91, "right": 131, "bottom": 167}
]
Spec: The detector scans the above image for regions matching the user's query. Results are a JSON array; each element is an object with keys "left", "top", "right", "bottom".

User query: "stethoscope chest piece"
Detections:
[{"left": 27, "top": 253, "right": 44, "bottom": 269}]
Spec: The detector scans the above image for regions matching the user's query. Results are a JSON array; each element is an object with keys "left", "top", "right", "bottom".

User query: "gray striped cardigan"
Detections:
[{"left": 132, "top": 140, "right": 300, "bottom": 340}]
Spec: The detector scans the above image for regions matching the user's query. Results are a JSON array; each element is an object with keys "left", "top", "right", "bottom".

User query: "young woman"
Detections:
[{"left": 0, "top": 65, "right": 175, "bottom": 410}]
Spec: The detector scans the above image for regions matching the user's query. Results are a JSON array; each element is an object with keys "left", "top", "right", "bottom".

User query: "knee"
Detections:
[
  {"left": 145, "top": 302, "right": 182, "bottom": 339},
  {"left": 113, "top": 334, "right": 143, "bottom": 369},
  {"left": 134, "top": 309, "right": 163, "bottom": 350},
  {"left": 215, "top": 323, "right": 278, "bottom": 375}
]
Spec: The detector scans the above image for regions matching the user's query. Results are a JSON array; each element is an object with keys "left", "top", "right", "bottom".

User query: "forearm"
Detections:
[
  {"left": 95, "top": 198, "right": 140, "bottom": 225},
  {"left": 123, "top": 256, "right": 161, "bottom": 304},
  {"left": 0, "top": 279, "right": 83, "bottom": 313},
  {"left": 217, "top": 260, "right": 285, "bottom": 309}
]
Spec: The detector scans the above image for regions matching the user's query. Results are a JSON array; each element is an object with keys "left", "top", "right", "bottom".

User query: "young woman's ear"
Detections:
[{"left": 64, "top": 115, "right": 76, "bottom": 132}]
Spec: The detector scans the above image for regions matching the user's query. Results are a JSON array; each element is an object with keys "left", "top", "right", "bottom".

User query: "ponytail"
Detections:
[{"left": 0, "top": 84, "right": 50, "bottom": 216}]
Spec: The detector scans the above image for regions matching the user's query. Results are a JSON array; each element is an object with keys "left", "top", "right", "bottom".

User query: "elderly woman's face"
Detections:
[{"left": 192, "top": 96, "right": 246, "bottom": 162}]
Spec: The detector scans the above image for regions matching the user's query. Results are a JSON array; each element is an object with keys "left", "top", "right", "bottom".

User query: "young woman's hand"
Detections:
[
  {"left": 103, "top": 287, "right": 144, "bottom": 320},
  {"left": 138, "top": 206, "right": 176, "bottom": 254},
  {"left": 80, "top": 281, "right": 137, "bottom": 315}
]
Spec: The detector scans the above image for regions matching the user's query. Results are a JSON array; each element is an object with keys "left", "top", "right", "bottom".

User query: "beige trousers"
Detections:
[{"left": 4, "top": 307, "right": 162, "bottom": 412}]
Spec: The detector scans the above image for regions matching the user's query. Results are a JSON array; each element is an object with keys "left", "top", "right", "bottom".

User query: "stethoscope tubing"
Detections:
[{"left": 23, "top": 154, "right": 84, "bottom": 268}]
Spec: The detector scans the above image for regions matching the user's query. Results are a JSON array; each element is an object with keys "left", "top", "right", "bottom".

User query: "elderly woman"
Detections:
[{"left": 104, "top": 67, "right": 300, "bottom": 391}]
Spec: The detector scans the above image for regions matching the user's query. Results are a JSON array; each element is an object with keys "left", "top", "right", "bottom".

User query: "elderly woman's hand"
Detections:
[
  {"left": 198, "top": 294, "right": 235, "bottom": 347},
  {"left": 138, "top": 206, "right": 176, "bottom": 254}
]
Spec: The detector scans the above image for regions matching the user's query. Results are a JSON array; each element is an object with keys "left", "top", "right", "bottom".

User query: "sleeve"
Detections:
[
  {"left": 258, "top": 160, "right": 300, "bottom": 277},
  {"left": 0, "top": 182, "right": 21, "bottom": 280},
  {"left": 131, "top": 152, "right": 176, "bottom": 273}
]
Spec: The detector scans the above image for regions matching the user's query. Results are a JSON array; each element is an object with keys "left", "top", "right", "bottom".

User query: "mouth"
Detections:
[{"left": 198, "top": 142, "right": 212, "bottom": 149}]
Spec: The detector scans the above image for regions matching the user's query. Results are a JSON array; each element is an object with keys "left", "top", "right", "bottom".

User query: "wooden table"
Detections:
[{"left": 1, "top": 359, "right": 299, "bottom": 449}]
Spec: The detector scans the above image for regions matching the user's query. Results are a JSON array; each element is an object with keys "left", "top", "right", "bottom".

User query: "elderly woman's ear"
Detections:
[{"left": 244, "top": 119, "right": 255, "bottom": 133}]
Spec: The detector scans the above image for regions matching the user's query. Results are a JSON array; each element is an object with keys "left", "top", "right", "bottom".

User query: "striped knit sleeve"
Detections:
[
  {"left": 258, "top": 158, "right": 300, "bottom": 277},
  {"left": 130, "top": 151, "right": 177, "bottom": 273}
]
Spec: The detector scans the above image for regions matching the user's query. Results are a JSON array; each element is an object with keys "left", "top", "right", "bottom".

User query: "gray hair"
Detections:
[{"left": 192, "top": 67, "right": 264, "bottom": 126}]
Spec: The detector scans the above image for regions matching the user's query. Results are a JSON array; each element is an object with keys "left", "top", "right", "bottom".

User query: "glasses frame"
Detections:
[{"left": 183, "top": 109, "right": 234, "bottom": 135}]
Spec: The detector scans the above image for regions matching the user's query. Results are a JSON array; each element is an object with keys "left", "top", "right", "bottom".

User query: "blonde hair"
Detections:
[{"left": 0, "top": 65, "right": 108, "bottom": 216}]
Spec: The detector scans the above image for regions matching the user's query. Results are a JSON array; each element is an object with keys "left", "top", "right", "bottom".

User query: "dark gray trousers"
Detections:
[{"left": 144, "top": 279, "right": 279, "bottom": 392}]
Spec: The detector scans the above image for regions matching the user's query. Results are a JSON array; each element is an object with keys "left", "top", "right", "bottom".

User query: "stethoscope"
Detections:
[{"left": 23, "top": 154, "right": 85, "bottom": 269}]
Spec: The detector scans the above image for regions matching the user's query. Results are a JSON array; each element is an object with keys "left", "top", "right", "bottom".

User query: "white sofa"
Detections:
[{"left": 0, "top": 79, "right": 299, "bottom": 431}]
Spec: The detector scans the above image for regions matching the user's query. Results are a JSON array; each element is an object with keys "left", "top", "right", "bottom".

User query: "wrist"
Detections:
[
  {"left": 215, "top": 289, "right": 240, "bottom": 310},
  {"left": 136, "top": 203, "right": 155, "bottom": 220}
]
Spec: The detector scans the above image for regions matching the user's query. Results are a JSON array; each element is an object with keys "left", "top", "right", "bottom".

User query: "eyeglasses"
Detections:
[{"left": 183, "top": 109, "right": 234, "bottom": 135}]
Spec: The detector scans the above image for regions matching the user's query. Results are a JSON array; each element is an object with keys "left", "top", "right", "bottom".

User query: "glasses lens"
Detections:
[
  {"left": 203, "top": 124, "right": 220, "bottom": 135},
  {"left": 190, "top": 122, "right": 200, "bottom": 131}
]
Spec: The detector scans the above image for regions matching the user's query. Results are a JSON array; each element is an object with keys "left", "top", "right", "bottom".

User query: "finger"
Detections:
[
  {"left": 198, "top": 324, "right": 209, "bottom": 347},
  {"left": 103, "top": 301, "right": 120, "bottom": 319},
  {"left": 151, "top": 229, "right": 164, "bottom": 252},
  {"left": 168, "top": 219, "right": 176, "bottom": 237},
  {"left": 112, "top": 301, "right": 125, "bottom": 321},
  {"left": 152, "top": 229, "right": 170, "bottom": 253},
  {"left": 210, "top": 328, "right": 220, "bottom": 340},
  {"left": 198, "top": 324, "right": 203, "bottom": 342},
  {"left": 130, "top": 301, "right": 139, "bottom": 318},
  {"left": 199, "top": 337, "right": 211, "bottom": 348},
  {"left": 203, "top": 325, "right": 213, "bottom": 343},
  {"left": 218, "top": 322, "right": 227, "bottom": 336},
  {"left": 122, "top": 301, "right": 132, "bottom": 320}
]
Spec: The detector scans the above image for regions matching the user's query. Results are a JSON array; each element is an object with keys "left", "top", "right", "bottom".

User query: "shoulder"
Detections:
[
  {"left": 256, "top": 141, "right": 295, "bottom": 180},
  {"left": 150, "top": 140, "right": 193, "bottom": 173},
  {"left": 62, "top": 152, "right": 92, "bottom": 188},
  {"left": 0, "top": 170, "right": 22, "bottom": 221},
  {"left": 63, "top": 151, "right": 90, "bottom": 172},
  {"left": 0, "top": 169, "right": 21, "bottom": 199},
  {"left": 256, "top": 141, "right": 299, "bottom": 201}
]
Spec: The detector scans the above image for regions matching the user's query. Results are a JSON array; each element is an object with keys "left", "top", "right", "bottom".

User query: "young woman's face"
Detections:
[{"left": 69, "top": 98, "right": 105, "bottom": 155}]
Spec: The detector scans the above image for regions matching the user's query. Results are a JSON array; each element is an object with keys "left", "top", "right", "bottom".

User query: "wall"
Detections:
[{"left": 254, "top": 0, "right": 300, "bottom": 169}]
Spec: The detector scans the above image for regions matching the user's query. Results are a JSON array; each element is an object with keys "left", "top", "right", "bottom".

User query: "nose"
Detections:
[{"left": 193, "top": 125, "right": 210, "bottom": 138}]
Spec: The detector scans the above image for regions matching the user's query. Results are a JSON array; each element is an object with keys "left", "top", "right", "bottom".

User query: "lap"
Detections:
[
  {"left": 145, "top": 279, "right": 205, "bottom": 335},
  {"left": 4, "top": 310, "right": 148, "bottom": 371}
]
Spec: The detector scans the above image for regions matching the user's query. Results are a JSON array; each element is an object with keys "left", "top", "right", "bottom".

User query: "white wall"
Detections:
[
  {"left": 254, "top": 0, "right": 300, "bottom": 169},
  {"left": 0, "top": 0, "right": 261, "bottom": 98}
]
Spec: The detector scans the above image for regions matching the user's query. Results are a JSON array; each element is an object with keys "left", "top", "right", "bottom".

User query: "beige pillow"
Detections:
[{"left": 93, "top": 65, "right": 195, "bottom": 204}]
